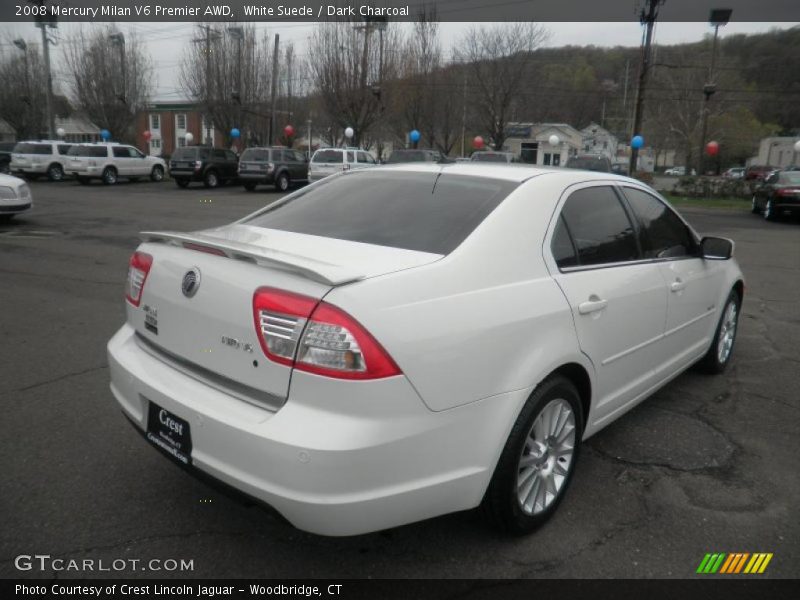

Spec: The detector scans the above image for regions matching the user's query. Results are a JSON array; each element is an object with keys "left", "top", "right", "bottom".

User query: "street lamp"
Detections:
[
  {"left": 697, "top": 8, "right": 731, "bottom": 176},
  {"left": 109, "top": 32, "right": 126, "bottom": 104}
]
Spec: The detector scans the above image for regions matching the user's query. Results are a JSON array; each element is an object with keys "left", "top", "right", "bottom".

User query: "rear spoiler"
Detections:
[{"left": 139, "top": 231, "right": 364, "bottom": 286}]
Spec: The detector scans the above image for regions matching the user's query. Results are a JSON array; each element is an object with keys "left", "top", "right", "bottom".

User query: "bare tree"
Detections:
[
  {"left": 180, "top": 24, "right": 274, "bottom": 146},
  {"left": 62, "top": 26, "right": 152, "bottom": 142},
  {"left": 306, "top": 21, "right": 401, "bottom": 147},
  {"left": 454, "top": 23, "right": 549, "bottom": 150},
  {"left": 0, "top": 38, "right": 48, "bottom": 139}
]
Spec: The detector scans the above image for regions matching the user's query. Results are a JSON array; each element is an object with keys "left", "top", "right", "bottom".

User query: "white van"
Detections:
[{"left": 308, "top": 148, "right": 377, "bottom": 182}]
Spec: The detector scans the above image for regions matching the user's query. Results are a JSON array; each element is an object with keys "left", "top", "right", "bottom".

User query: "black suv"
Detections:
[
  {"left": 238, "top": 147, "right": 308, "bottom": 192},
  {"left": 0, "top": 142, "right": 15, "bottom": 174},
  {"left": 169, "top": 146, "right": 239, "bottom": 189}
]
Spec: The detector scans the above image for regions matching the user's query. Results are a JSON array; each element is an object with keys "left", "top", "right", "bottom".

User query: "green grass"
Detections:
[{"left": 663, "top": 193, "right": 751, "bottom": 211}]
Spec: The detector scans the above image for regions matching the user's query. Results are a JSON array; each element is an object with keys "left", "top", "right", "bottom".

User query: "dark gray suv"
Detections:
[{"left": 238, "top": 147, "right": 308, "bottom": 192}]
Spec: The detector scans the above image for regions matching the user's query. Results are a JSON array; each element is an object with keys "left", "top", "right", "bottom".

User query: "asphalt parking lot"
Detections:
[{"left": 1, "top": 179, "right": 798, "bottom": 579}]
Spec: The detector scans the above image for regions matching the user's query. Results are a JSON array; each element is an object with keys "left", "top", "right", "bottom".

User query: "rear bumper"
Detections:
[
  {"left": 239, "top": 172, "right": 276, "bottom": 184},
  {"left": 107, "top": 323, "right": 523, "bottom": 536},
  {"left": 169, "top": 168, "right": 201, "bottom": 181},
  {"left": 10, "top": 163, "right": 48, "bottom": 174}
]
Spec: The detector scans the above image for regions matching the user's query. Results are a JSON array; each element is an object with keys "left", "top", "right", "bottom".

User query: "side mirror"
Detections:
[{"left": 701, "top": 236, "right": 733, "bottom": 260}]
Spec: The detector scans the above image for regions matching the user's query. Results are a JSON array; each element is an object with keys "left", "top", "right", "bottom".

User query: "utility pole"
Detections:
[
  {"left": 461, "top": 67, "right": 467, "bottom": 157},
  {"left": 13, "top": 39, "right": 30, "bottom": 135},
  {"left": 697, "top": 8, "right": 732, "bottom": 176},
  {"left": 109, "top": 32, "right": 126, "bottom": 104},
  {"left": 269, "top": 34, "right": 280, "bottom": 144},
  {"left": 35, "top": 17, "right": 56, "bottom": 139},
  {"left": 193, "top": 26, "right": 221, "bottom": 145},
  {"left": 629, "top": 0, "right": 663, "bottom": 175}
]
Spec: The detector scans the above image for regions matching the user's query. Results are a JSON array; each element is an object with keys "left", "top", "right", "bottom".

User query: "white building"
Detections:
[
  {"left": 748, "top": 136, "right": 800, "bottom": 168},
  {"left": 504, "top": 123, "right": 582, "bottom": 166},
  {"left": 580, "top": 122, "right": 618, "bottom": 160}
]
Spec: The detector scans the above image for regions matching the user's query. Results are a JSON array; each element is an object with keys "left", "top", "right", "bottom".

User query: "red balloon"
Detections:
[
  {"left": 706, "top": 141, "right": 719, "bottom": 156},
  {"left": 473, "top": 136, "right": 484, "bottom": 150},
  {"left": 284, "top": 125, "right": 295, "bottom": 138},
  {"left": 143, "top": 130, "right": 152, "bottom": 141}
]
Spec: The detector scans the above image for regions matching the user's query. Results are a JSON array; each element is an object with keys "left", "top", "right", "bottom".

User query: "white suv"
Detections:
[
  {"left": 67, "top": 143, "right": 166, "bottom": 185},
  {"left": 308, "top": 147, "right": 377, "bottom": 182},
  {"left": 9, "top": 140, "right": 74, "bottom": 182}
]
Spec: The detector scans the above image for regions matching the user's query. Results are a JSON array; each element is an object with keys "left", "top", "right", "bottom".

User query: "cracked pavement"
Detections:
[{"left": 1, "top": 183, "right": 798, "bottom": 579}]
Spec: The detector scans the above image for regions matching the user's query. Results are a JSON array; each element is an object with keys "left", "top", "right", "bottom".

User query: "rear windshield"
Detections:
[
  {"left": 241, "top": 148, "right": 271, "bottom": 161},
  {"left": 172, "top": 147, "right": 211, "bottom": 160},
  {"left": 244, "top": 171, "right": 518, "bottom": 255},
  {"left": 311, "top": 150, "right": 343, "bottom": 163},
  {"left": 386, "top": 150, "right": 429, "bottom": 163},
  {"left": 471, "top": 152, "right": 509, "bottom": 162},
  {"left": 780, "top": 172, "right": 800, "bottom": 184},
  {"left": 14, "top": 143, "right": 52, "bottom": 155},
  {"left": 67, "top": 145, "right": 107, "bottom": 157},
  {"left": 566, "top": 156, "right": 610, "bottom": 171}
]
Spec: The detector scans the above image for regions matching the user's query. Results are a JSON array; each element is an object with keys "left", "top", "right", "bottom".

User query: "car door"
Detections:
[
  {"left": 619, "top": 186, "right": 724, "bottom": 373},
  {"left": 127, "top": 146, "right": 149, "bottom": 176},
  {"left": 224, "top": 150, "right": 239, "bottom": 179},
  {"left": 548, "top": 184, "right": 668, "bottom": 426},
  {"left": 291, "top": 150, "right": 307, "bottom": 180}
]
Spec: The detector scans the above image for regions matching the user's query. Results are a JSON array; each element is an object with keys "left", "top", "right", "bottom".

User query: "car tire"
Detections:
[
  {"left": 763, "top": 198, "right": 777, "bottom": 221},
  {"left": 275, "top": 172, "right": 290, "bottom": 192},
  {"left": 76, "top": 176, "right": 90, "bottom": 185},
  {"left": 150, "top": 165, "right": 164, "bottom": 182},
  {"left": 175, "top": 178, "right": 190, "bottom": 188},
  {"left": 101, "top": 167, "right": 117, "bottom": 185},
  {"left": 47, "top": 163, "right": 64, "bottom": 182},
  {"left": 482, "top": 375, "right": 583, "bottom": 534},
  {"left": 751, "top": 195, "right": 760, "bottom": 214},
  {"left": 203, "top": 170, "right": 219, "bottom": 189},
  {"left": 243, "top": 182, "right": 257, "bottom": 192},
  {"left": 698, "top": 289, "right": 741, "bottom": 374}
]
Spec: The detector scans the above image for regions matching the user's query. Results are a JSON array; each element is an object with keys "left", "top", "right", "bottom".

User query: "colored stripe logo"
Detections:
[{"left": 697, "top": 553, "right": 773, "bottom": 574}]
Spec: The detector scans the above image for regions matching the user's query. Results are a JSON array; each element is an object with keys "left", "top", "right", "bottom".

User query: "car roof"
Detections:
[{"left": 361, "top": 162, "right": 642, "bottom": 184}]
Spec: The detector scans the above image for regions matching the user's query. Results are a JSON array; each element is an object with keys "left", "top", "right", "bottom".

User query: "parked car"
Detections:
[
  {"left": 722, "top": 167, "right": 745, "bottom": 179},
  {"left": 108, "top": 163, "right": 743, "bottom": 536},
  {"left": 169, "top": 146, "right": 239, "bottom": 189},
  {"left": 0, "top": 142, "right": 16, "bottom": 174},
  {"left": 664, "top": 166, "right": 697, "bottom": 176},
  {"left": 385, "top": 148, "right": 444, "bottom": 163},
  {"left": 471, "top": 150, "right": 517, "bottom": 163},
  {"left": 744, "top": 165, "right": 777, "bottom": 182},
  {"left": 751, "top": 169, "right": 800, "bottom": 220},
  {"left": 0, "top": 173, "right": 33, "bottom": 221},
  {"left": 610, "top": 163, "right": 629, "bottom": 176},
  {"left": 66, "top": 143, "right": 166, "bottom": 185},
  {"left": 9, "top": 140, "right": 73, "bottom": 181},
  {"left": 308, "top": 147, "right": 377, "bottom": 182},
  {"left": 565, "top": 154, "right": 612, "bottom": 172},
  {"left": 238, "top": 147, "right": 308, "bottom": 192}
]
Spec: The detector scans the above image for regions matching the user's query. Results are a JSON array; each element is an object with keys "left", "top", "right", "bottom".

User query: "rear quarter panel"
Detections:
[{"left": 325, "top": 173, "right": 596, "bottom": 413}]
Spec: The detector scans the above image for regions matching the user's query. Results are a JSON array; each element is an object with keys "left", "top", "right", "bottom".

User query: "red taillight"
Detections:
[
  {"left": 125, "top": 251, "right": 153, "bottom": 307},
  {"left": 253, "top": 287, "right": 401, "bottom": 380},
  {"left": 776, "top": 188, "right": 800, "bottom": 197}
]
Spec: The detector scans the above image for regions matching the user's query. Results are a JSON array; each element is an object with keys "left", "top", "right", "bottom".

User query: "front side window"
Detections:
[
  {"left": 621, "top": 187, "right": 697, "bottom": 259},
  {"left": 57, "top": 144, "right": 72, "bottom": 154},
  {"left": 311, "top": 150, "right": 342, "bottom": 164},
  {"left": 113, "top": 147, "right": 130, "bottom": 158},
  {"left": 559, "top": 186, "right": 639, "bottom": 267}
]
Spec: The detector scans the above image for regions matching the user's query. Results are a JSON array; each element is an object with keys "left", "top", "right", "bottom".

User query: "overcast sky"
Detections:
[{"left": 0, "top": 21, "right": 796, "bottom": 100}]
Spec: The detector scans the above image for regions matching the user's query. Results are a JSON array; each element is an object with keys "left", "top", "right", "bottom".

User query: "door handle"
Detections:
[
  {"left": 578, "top": 297, "right": 608, "bottom": 314},
  {"left": 670, "top": 279, "right": 687, "bottom": 293}
]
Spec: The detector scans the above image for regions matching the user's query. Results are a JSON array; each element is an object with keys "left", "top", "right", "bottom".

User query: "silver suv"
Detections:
[
  {"left": 67, "top": 143, "right": 166, "bottom": 185},
  {"left": 308, "top": 148, "right": 377, "bottom": 182},
  {"left": 9, "top": 140, "right": 74, "bottom": 182}
]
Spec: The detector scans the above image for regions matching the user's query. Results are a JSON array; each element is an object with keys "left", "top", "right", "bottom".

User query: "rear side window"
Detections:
[
  {"left": 172, "top": 147, "right": 197, "bottom": 160},
  {"left": 58, "top": 144, "right": 72, "bottom": 154},
  {"left": 551, "top": 215, "right": 578, "bottom": 269},
  {"left": 213, "top": 149, "right": 227, "bottom": 160},
  {"left": 312, "top": 150, "right": 342, "bottom": 163},
  {"left": 244, "top": 171, "right": 518, "bottom": 255},
  {"left": 621, "top": 188, "right": 697, "bottom": 259},
  {"left": 16, "top": 143, "right": 52, "bottom": 155},
  {"left": 69, "top": 146, "right": 106, "bottom": 157},
  {"left": 241, "top": 148, "right": 270, "bottom": 161},
  {"left": 559, "top": 186, "right": 639, "bottom": 267}
]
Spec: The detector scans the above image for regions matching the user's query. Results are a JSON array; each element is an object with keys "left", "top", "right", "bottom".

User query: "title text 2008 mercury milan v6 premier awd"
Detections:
[{"left": 108, "top": 163, "right": 743, "bottom": 536}]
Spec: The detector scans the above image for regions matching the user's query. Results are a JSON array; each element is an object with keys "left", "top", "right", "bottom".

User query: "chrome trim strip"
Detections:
[
  {"left": 600, "top": 331, "right": 664, "bottom": 366},
  {"left": 134, "top": 332, "right": 284, "bottom": 412},
  {"left": 663, "top": 307, "right": 715, "bottom": 338}
]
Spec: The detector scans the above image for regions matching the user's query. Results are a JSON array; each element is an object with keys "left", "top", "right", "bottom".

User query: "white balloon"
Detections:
[
  {"left": 344, "top": 127, "right": 354, "bottom": 139},
  {"left": 794, "top": 139, "right": 800, "bottom": 153},
  {"left": 548, "top": 134, "right": 560, "bottom": 146},
  {"left": 184, "top": 132, "right": 194, "bottom": 144},
  {"left": 56, "top": 127, "right": 65, "bottom": 137}
]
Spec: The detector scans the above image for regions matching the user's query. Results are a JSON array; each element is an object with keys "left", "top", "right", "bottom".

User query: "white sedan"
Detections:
[
  {"left": 108, "top": 164, "right": 744, "bottom": 536},
  {"left": 0, "top": 173, "right": 33, "bottom": 221}
]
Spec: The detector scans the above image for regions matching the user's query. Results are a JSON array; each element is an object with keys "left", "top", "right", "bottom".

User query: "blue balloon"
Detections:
[
  {"left": 631, "top": 135, "right": 644, "bottom": 149},
  {"left": 409, "top": 129, "right": 421, "bottom": 143},
  {"left": 100, "top": 129, "right": 111, "bottom": 140},
  {"left": 230, "top": 128, "right": 241, "bottom": 139}
]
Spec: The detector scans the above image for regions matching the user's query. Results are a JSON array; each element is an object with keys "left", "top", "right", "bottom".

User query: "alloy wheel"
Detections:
[{"left": 717, "top": 301, "right": 738, "bottom": 364}]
